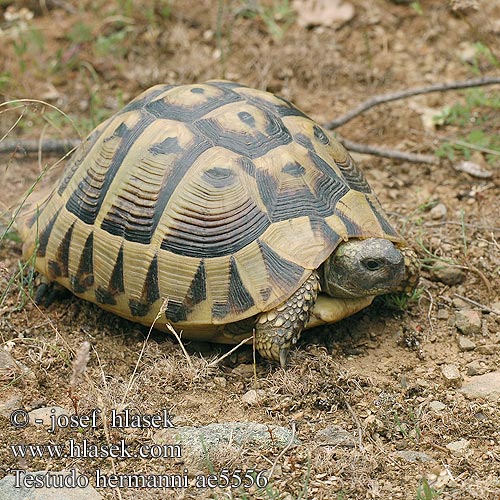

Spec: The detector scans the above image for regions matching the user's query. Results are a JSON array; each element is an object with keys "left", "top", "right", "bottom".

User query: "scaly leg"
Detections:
[{"left": 255, "top": 272, "right": 320, "bottom": 368}]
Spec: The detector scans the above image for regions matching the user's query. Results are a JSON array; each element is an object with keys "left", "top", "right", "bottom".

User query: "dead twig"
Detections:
[
  {"left": 337, "top": 135, "right": 438, "bottom": 164},
  {"left": 324, "top": 75, "right": 500, "bottom": 130},
  {"left": 453, "top": 293, "right": 500, "bottom": 316},
  {"left": 0, "top": 138, "right": 81, "bottom": 155}
]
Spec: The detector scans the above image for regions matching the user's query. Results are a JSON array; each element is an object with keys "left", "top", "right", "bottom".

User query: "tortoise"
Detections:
[{"left": 17, "top": 80, "right": 419, "bottom": 367}]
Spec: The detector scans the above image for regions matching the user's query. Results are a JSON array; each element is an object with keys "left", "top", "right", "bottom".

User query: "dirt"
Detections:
[{"left": 1, "top": 1, "right": 500, "bottom": 499}]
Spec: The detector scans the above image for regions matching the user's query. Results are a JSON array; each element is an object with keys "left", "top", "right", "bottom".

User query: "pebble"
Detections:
[
  {"left": 454, "top": 309, "right": 482, "bottom": 335},
  {"left": 0, "top": 350, "right": 20, "bottom": 383},
  {"left": 429, "top": 400, "right": 446, "bottom": 412},
  {"left": 429, "top": 263, "right": 465, "bottom": 286},
  {"left": 446, "top": 438, "right": 470, "bottom": 456},
  {"left": 315, "top": 425, "right": 356, "bottom": 447},
  {"left": 466, "top": 360, "right": 488, "bottom": 376},
  {"left": 29, "top": 406, "right": 68, "bottom": 427},
  {"left": 392, "top": 450, "right": 434, "bottom": 463},
  {"left": 0, "top": 472, "right": 102, "bottom": 500},
  {"left": 460, "top": 371, "right": 500, "bottom": 401},
  {"left": 441, "top": 364, "right": 462, "bottom": 388},
  {"left": 231, "top": 364, "right": 255, "bottom": 378},
  {"left": 436, "top": 309, "right": 449, "bottom": 320},
  {"left": 476, "top": 344, "right": 499, "bottom": 355},
  {"left": 429, "top": 203, "right": 447, "bottom": 220},
  {"left": 241, "top": 389, "right": 266, "bottom": 405},
  {"left": 457, "top": 336, "right": 476, "bottom": 351},
  {"left": 0, "top": 390, "right": 22, "bottom": 418}
]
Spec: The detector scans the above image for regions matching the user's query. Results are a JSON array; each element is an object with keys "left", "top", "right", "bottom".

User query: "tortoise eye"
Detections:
[{"left": 362, "top": 259, "right": 383, "bottom": 271}]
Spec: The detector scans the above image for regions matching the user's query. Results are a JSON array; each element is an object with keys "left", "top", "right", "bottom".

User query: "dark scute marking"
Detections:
[
  {"left": 100, "top": 206, "right": 155, "bottom": 245},
  {"left": 202, "top": 167, "right": 236, "bottom": 188},
  {"left": 212, "top": 256, "right": 255, "bottom": 319},
  {"left": 244, "top": 95, "right": 308, "bottom": 119},
  {"left": 294, "top": 133, "right": 315, "bottom": 152},
  {"left": 163, "top": 260, "right": 207, "bottom": 321},
  {"left": 160, "top": 203, "right": 270, "bottom": 258},
  {"left": 119, "top": 85, "right": 175, "bottom": 114},
  {"left": 367, "top": 198, "right": 399, "bottom": 237},
  {"left": 36, "top": 208, "right": 61, "bottom": 257},
  {"left": 148, "top": 136, "right": 182, "bottom": 156},
  {"left": 338, "top": 212, "right": 363, "bottom": 236},
  {"left": 111, "top": 122, "right": 129, "bottom": 139},
  {"left": 70, "top": 232, "right": 94, "bottom": 294},
  {"left": 260, "top": 286, "right": 272, "bottom": 302},
  {"left": 336, "top": 156, "right": 372, "bottom": 193},
  {"left": 238, "top": 157, "right": 256, "bottom": 177},
  {"left": 145, "top": 87, "right": 243, "bottom": 123},
  {"left": 58, "top": 127, "right": 104, "bottom": 196},
  {"left": 257, "top": 154, "right": 349, "bottom": 223},
  {"left": 258, "top": 240, "right": 305, "bottom": 291},
  {"left": 66, "top": 116, "right": 154, "bottom": 225},
  {"left": 47, "top": 260, "right": 61, "bottom": 279},
  {"left": 194, "top": 111, "right": 292, "bottom": 159},
  {"left": 143, "top": 254, "right": 160, "bottom": 305},
  {"left": 165, "top": 301, "right": 188, "bottom": 323},
  {"left": 282, "top": 162, "right": 305, "bottom": 177},
  {"left": 95, "top": 286, "right": 116, "bottom": 305},
  {"left": 191, "top": 87, "right": 205, "bottom": 94},
  {"left": 313, "top": 125, "right": 330, "bottom": 145},
  {"left": 129, "top": 299, "right": 151, "bottom": 317},
  {"left": 55, "top": 222, "right": 74, "bottom": 277},
  {"left": 238, "top": 111, "right": 256, "bottom": 127},
  {"left": 109, "top": 244, "right": 125, "bottom": 294},
  {"left": 309, "top": 216, "right": 341, "bottom": 248}
]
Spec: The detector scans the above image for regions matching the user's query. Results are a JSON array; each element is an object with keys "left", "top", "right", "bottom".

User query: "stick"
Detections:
[
  {"left": 0, "top": 138, "right": 80, "bottom": 155},
  {"left": 324, "top": 76, "right": 500, "bottom": 130},
  {"left": 338, "top": 136, "right": 439, "bottom": 164}
]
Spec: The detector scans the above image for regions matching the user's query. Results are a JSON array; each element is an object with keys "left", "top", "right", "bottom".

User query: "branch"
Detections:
[
  {"left": 324, "top": 75, "right": 500, "bottom": 130},
  {"left": 0, "top": 138, "right": 80, "bottom": 155},
  {"left": 337, "top": 136, "right": 438, "bottom": 164}
]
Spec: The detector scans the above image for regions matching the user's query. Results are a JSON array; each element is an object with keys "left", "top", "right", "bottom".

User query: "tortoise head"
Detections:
[{"left": 322, "top": 238, "right": 409, "bottom": 298}]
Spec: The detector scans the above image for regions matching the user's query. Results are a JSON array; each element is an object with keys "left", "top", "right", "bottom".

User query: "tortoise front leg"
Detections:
[{"left": 255, "top": 272, "right": 320, "bottom": 368}]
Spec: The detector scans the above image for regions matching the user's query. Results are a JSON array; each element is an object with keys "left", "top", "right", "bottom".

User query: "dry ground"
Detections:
[{"left": 1, "top": 1, "right": 500, "bottom": 499}]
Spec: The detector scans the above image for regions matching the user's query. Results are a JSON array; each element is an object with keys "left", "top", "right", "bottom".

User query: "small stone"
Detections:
[
  {"left": 392, "top": 450, "right": 434, "bottom": 463},
  {"left": 231, "top": 364, "right": 255, "bottom": 378},
  {"left": 460, "top": 371, "right": 500, "bottom": 401},
  {"left": 446, "top": 438, "right": 470, "bottom": 456},
  {"left": 441, "top": 364, "right": 462, "bottom": 388},
  {"left": 457, "top": 336, "right": 476, "bottom": 351},
  {"left": 315, "top": 425, "right": 356, "bottom": 447},
  {"left": 430, "top": 263, "right": 465, "bottom": 286},
  {"left": 429, "top": 400, "right": 446, "bottom": 412},
  {"left": 0, "top": 350, "right": 20, "bottom": 383},
  {"left": 476, "top": 344, "right": 499, "bottom": 355},
  {"left": 241, "top": 389, "right": 265, "bottom": 405},
  {"left": 429, "top": 203, "right": 447, "bottom": 220},
  {"left": 436, "top": 309, "right": 449, "bottom": 320},
  {"left": 466, "top": 360, "right": 488, "bottom": 376},
  {"left": 29, "top": 406, "right": 68, "bottom": 427},
  {"left": 454, "top": 309, "right": 482, "bottom": 335},
  {"left": 0, "top": 390, "right": 22, "bottom": 418}
]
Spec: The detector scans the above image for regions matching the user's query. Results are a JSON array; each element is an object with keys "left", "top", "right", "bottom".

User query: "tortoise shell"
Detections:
[{"left": 20, "top": 80, "right": 403, "bottom": 342}]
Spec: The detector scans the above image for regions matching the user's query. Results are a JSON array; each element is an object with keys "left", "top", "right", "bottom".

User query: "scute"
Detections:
[{"left": 19, "top": 80, "right": 404, "bottom": 340}]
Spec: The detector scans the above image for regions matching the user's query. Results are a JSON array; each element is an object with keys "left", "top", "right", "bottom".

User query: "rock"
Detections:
[
  {"left": 231, "top": 364, "right": 255, "bottom": 378},
  {"left": 429, "top": 263, "right": 465, "bottom": 286},
  {"left": 29, "top": 406, "right": 68, "bottom": 427},
  {"left": 315, "top": 425, "right": 356, "bottom": 447},
  {"left": 457, "top": 336, "right": 476, "bottom": 351},
  {"left": 241, "top": 389, "right": 266, "bottom": 405},
  {"left": 459, "top": 371, "right": 500, "bottom": 401},
  {"left": 441, "top": 364, "right": 462, "bottom": 388},
  {"left": 466, "top": 360, "right": 489, "bottom": 376},
  {"left": 0, "top": 350, "right": 20, "bottom": 383},
  {"left": 429, "top": 400, "right": 446, "bottom": 412},
  {"left": 392, "top": 450, "right": 434, "bottom": 463},
  {"left": 0, "top": 390, "right": 23, "bottom": 418},
  {"left": 0, "top": 471, "right": 102, "bottom": 500},
  {"left": 446, "top": 438, "right": 470, "bottom": 456},
  {"left": 429, "top": 203, "right": 447, "bottom": 220},
  {"left": 155, "top": 422, "right": 300, "bottom": 465},
  {"left": 454, "top": 309, "right": 482, "bottom": 335},
  {"left": 476, "top": 344, "right": 499, "bottom": 355},
  {"left": 436, "top": 309, "right": 449, "bottom": 320}
]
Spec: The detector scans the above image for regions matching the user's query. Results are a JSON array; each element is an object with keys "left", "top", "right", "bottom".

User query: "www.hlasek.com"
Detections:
[{"left": 8, "top": 407, "right": 269, "bottom": 490}]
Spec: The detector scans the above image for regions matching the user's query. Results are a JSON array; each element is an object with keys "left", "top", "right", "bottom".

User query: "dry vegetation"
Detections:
[{"left": 1, "top": 1, "right": 500, "bottom": 499}]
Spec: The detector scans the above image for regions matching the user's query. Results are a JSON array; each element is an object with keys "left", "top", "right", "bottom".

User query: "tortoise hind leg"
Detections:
[
  {"left": 255, "top": 272, "right": 320, "bottom": 368},
  {"left": 34, "top": 276, "right": 69, "bottom": 306}
]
